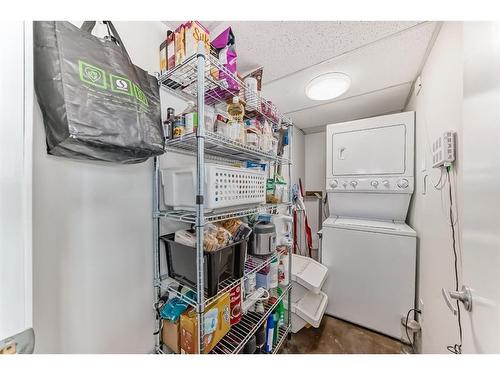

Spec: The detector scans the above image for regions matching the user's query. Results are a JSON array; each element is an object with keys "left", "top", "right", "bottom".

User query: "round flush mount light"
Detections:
[{"left": 305, "top": 72, "right": 351, "bottom": 101}]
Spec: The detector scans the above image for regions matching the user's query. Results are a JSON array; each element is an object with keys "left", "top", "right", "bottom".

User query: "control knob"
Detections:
[{"left": 398, "top": 178, "right": 409, "bottom": 189}]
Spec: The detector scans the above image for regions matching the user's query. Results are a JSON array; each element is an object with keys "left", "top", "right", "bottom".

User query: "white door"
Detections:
[
  {"left": 460, "top": 22, "right": 500, "bottom": 353},
  {"left": 0, "top": 21, "right": 34, "bottom": 353}
]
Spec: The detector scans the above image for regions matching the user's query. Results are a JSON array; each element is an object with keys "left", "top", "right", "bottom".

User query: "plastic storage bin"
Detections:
[
  {"left": 160, "top": 234, "right": 247, "bottom": 298},
  {"left": 161, "top": 164, "right": 266, "bottom": 211},
  {"left": 287, "top": 254, "right": 330, "bottom": 334},
  {"left": 291, "top": 254, "right": 328, "bottom": 294},
  {"left": 290, "top": 291, "right": 328, "bottom": 333}
]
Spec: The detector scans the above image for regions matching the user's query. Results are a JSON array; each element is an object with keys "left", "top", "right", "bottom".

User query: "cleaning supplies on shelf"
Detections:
[
  {"left": 264, "top": 313, "right": 275, "bottom": 353},
  {"left": 276, "top": 288, "right": 285, "bottom": 327},
  {"left": 277, "top": 250, "right": 289, "bottom": 287},
  {"left": 269, "top": 257, "right": 279, "bottom": 288},
  {"left": 272, "top": 311, "right": 279, "bottom": 346}
]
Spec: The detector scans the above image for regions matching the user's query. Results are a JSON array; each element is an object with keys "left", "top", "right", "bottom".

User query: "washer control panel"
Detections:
[{"left": 326, "top": 177, "right": 413, "bottom": 193}]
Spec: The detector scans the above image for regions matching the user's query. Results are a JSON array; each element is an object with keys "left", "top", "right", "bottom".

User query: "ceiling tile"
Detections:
[
  {"left": 209, "top": 21, "right": 423, "bottom": 82},
  {"left": 262, "top": 22, "right": 437, "bottom": 114},
  {"left": 290, "top": 82, "right": 413, "bottom": 132}
]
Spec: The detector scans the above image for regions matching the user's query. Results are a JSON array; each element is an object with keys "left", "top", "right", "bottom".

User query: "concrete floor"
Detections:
[{"left": 281, "top": 315, "right": 410, "bottom": 354}]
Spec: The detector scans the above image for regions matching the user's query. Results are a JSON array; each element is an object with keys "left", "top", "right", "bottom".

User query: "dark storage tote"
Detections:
[{"left": 160, "top": 234, "right": 247, "bottom": 298}]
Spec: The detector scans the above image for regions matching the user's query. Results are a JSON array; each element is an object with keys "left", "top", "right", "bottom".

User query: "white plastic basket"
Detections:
[
  {"left": 290, "top": 290, "right": 328, "bottom": 333},
  {"left": 291, "top": 254, "right": 329, "bottom": 294},
  {"left": 162, "top": 164, "right": 266, "bottom": 211}
]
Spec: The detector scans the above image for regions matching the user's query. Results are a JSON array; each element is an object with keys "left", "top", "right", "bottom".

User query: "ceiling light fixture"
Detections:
[{"left": 305, "top": 72, "right": 351, "bottom": 101}]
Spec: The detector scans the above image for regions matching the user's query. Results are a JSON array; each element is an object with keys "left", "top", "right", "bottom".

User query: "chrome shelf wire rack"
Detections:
[
  {"left": 155, "top": 203, "right": 291, "bottom": 224},
  {"left": 153, "top": 42, "right": 293, "bottom": 355},
  {"left": 164, "top": 131, "right": 290, "bottom": 165},
  {"left": 272, "top": 325, "right": 290, "bottom": 354},
  {"left": 158, "top": 246, "right": 289, "bottom": 309},
  {"left": 210, "top": 284, "right": 292, "bottom": 354},
  {"left": 158, "top": 54, "right": 292, "bottom": 127}
]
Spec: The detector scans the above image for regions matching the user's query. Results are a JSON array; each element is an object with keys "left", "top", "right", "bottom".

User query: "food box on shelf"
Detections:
[
  {"left": 180, "top": 292, "right": 231, "bottom": 354},
  {"left": 161, "top": 319, "right": 180, "bottom": 354}
]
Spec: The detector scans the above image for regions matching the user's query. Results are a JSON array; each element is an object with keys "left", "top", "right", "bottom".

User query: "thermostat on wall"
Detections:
[{"left": 432, "top": 130, "right": 456, "bottom": 168}]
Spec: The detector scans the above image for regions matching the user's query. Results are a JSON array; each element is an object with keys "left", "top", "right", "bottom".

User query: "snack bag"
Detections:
[{"left": 207, "top": 27, "right": 238, "bottom": 103}]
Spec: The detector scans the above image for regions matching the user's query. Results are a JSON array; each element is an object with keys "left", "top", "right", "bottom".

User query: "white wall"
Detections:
[
  {"left": 0, "top": 21, "right": 33, "bottom": 343},
  {"left": 33, "top": 21, "right": 167, "bottom": 353},
  {"left": 405, "top": 22, "right": 464, "bottom": 354},
  {"left": 304, "top": 131, "right": 326, "bottom": 192},
  {"left": 292, "top": 127, "right": 305, "bottom": 187}
]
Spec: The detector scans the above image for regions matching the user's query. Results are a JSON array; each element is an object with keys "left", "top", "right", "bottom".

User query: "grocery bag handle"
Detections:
[
  {"left": 80, "top": 21, "right": 131, "bottom": 62},
  {"left": 80, "top": 21, "right": 96, "bottom": 33}
]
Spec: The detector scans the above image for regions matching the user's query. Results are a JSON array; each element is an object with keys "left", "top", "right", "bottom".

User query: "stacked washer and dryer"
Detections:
[{"left": 321, "top": 111, "right": 417, "bottom": 341}]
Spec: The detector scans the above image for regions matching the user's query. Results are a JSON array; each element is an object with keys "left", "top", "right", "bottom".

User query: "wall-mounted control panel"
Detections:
[{"left": 432, "top": 130, "right": 456, "bottom": 168}]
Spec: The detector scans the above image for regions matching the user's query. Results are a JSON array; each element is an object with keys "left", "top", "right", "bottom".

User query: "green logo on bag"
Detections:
[
  {"left": 78, "top": 59, "right": 149, "bottom": 108},
  {"left": 110, "top": 74, "right": 133, "bottom": 96},
  {"left": 79, "top": 61, "right": 106, "bottom": 89},
  {"left": 133, "top": 83, "right": 148, "bottom": 106}
]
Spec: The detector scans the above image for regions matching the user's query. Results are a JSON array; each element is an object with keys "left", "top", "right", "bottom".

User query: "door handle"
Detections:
[
  {"left": 442, "top": 285, "right": 473, "bottom": 314},
  {"left": 338, "top": 147, "right": 346, "bottom": 160}
]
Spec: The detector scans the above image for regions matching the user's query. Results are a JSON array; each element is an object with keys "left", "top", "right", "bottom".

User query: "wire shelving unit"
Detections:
[{"left": 153, "top": 42, "right": 293, "bottom": 355}]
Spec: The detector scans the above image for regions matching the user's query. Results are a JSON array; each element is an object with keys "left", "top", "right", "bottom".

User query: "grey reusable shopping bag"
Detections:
[{"left": 33, "top": 21, "right": 164, "bottom": 163}]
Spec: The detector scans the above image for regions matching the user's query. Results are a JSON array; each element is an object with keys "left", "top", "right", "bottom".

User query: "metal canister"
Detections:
[
  {"left": 250, "top": 221, "right": 277, "bottom": 256},
  {"left": 163, "top": 107, "right": 175, "bottom": 139}
]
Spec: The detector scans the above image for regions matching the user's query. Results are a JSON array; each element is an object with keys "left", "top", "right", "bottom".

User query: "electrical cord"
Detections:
[
  {"left": 446, "top": 166, "right": 463, "bottom": 355},
  {"left": 433, "top": 168, "right": 446, "bottom": 190},
  {"left": 405, "top": 308, "right": 422, "bottom": 352}
]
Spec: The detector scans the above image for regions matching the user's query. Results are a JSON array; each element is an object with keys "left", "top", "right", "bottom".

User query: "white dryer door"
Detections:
[{"left": 331, "top": 124, "right": 406, "bottom": 176}]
